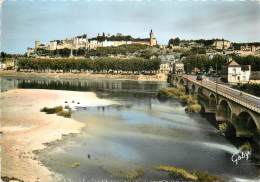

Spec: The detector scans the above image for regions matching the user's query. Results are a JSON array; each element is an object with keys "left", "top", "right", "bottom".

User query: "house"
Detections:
[
  {"left": 0, "top": 62, "right": 6, "bottom": 69},
  {"left": 173, "top": 61, "right": 184, "bottom": 74},
  {"left": 221, "top": 60, "right": 251, "bottom": 84},
  {"left": 159, "top": 61, "right": 172, "bottom": 74}
]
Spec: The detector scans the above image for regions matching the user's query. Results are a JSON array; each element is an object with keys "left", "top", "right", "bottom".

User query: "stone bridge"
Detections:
[{"left": 171, "top": 74, "right": 260, "bottom": 137}]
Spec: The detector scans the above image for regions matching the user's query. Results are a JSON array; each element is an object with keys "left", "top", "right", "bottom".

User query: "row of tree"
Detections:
[
  {"left": 168, "top": 38, "right": 226, "bottom": 47},
  {"left": 17, "top": 58, "right": 161, "bottom": 73},
  {"left": 232, "top": 55, "right": 260, "bottom": 71},
  {"left": 183, "top": 54, "right": 260, "bottom": 72},
  {"left": 90, "top": 33, "right": 134, "bottom": 42}
]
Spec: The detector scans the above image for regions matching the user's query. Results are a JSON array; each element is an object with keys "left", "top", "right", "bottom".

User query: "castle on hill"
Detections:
[{"left": 27, "top": 30, "right": 157, "bottom": 56}]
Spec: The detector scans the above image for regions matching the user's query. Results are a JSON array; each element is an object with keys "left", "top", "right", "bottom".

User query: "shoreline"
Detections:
[
  {"left": 1, "top": 89, "right": 115, "bottom": 182},
  {"left": 0, "top": 71, "right": 168, "bottom": 82}
]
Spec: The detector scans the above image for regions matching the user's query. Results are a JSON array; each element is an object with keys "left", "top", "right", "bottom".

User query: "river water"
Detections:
[{"left": 1, "top": 77, "right": 259, "bottom": 182}]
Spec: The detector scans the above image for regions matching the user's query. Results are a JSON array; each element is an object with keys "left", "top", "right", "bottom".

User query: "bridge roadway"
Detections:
[{"left": 181, "top": 75, "right": 260, "bottom": 114}]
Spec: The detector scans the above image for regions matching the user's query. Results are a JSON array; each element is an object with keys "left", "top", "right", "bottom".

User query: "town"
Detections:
[{"left": 1, "top": 30, "right": 260, "bottom": 87}]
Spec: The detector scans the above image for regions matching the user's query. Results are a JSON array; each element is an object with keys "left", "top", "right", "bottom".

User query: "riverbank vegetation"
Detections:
[
  {"left": 240, "top": 142, "right": 252, "bottom": 152},
  {"left": 232, "top": 83, "right": 260, "bottom": 97},
  {"left": 106, "top": 167, "right": 144, "bottom": 180},
  {"left": 40, "top": 106, "right": 71, "bottom": 118},
  {"left": 17, "top": 58, "right": 160, "bottom": 74},
  {"left": 218, "top": 123, "right": 229, "bottom": 136},
  {"left": 158, "top": 86, "right": 201, "bottom": 113},
  {"left": 182, "top": 54, "right": 260, "bottom": 73},
  {"left": 157, "top": 165, "right": 221, "bottom": 182}
]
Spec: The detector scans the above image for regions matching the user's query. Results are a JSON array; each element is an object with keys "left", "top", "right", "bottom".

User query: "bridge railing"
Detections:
[{"left": 181, "top": 75, "right": 260, "bottom": 114}]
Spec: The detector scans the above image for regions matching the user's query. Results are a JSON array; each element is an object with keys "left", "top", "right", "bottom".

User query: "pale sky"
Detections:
[{"left": 1, "top": 0, "right": 260, "bottom": 53}]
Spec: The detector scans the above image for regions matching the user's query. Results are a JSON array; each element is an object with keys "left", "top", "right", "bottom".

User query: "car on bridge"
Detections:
[{"left": 196, "top": 74, "right": 203, "bottom": 81}]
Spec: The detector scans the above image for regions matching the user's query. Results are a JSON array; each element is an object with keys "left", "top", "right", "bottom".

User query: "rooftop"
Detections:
[{"left": 227, "top": 60, "right": 240, "bottom": 67}]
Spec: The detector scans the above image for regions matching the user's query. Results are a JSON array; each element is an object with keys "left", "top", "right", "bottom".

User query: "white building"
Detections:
[
  {"left": 173, "top": 61, "right": 184, "bottom": 74},
  {"left": 73, "top": 36, "right": 88, "bottom": 49},
  {"left": 222, "top": 60, "right": 251, "bottom": 84},
  {"left": 159, "top": 61, "right": 172, "bottom": 74},
  {"left": 49, "top": 41, "right": 58, "bottom": 50},
  {"left": 213, "top": 40, "right": 231, "bottom": 50},
  {"left": 88, "top": 40, "right": 101, "bottom": 49},
  {"left": 102, "top": 40, "right": 116, "bottom": 47},
  {"left": 0, "top": 62, "right": 6, "bottom": 69}
]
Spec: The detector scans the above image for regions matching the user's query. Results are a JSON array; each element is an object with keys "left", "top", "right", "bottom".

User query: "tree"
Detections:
[
  {"left": 17, "top": 58, "right": 161, "bottom": 74},
  {"left": 168, "top": 37, "right": 180, "bottom": 46}
]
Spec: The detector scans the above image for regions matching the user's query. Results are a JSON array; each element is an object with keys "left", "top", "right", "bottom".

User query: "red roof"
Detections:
[{"left": 227, "top": 60, "right": 240, "bottom": 67}]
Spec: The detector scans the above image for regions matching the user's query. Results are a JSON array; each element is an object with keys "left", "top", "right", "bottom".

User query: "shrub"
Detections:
[
  {"left": 157, "top": 165, "right": 222, "bottom": 182},
  {"left": 157, "top": 165, "right": 197, "bottom": 181},
  {"left": 40, "top": 106, "right": 71, "bottom": 118},
  {"left": 189, "top": 104, "right": 201, "bottom": 113},
  {"left": 186, "top": 103, "right": 201, "bottom": 113},
  {"left": 219, "top": 123, "right": 228, "bottom": 134},
  {"left": 240, "top": 142, "right": 252, "bottom": 152},
  {"left": 158, "top": 87, "right": 186, "bottom": 99},
  {"left": 193, "top": 171, "right": 221, "bottom": 182},
  {"left": 71, "top": 162, "right": 80, "bottom": 168},
  {"left": 159, "top": 87, "right": 202, "bottom": 113},
  {"left": 40, "top": 106, "right": 63, "bottom": 114},
  {"left": 57, "top": 110, "right": 71, "bottom": 118},
  {"left": 108, "top": 168, "right": 144, "bottom": 180}
]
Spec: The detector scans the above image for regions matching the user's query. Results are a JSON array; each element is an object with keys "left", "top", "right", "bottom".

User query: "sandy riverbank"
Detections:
[
  {"left": 1, "top": 89, "right": 116, "bottom": 182},
  {"left": 0, "top": 71, "right": 168, "bottom": 82}
]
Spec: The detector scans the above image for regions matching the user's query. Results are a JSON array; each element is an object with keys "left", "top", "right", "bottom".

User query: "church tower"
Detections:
[{"left": 149, "top": 29, "right": 157, "bottom": 46}]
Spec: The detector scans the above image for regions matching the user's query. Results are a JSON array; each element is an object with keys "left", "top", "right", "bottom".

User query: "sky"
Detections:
[{"left": 1, "top": 0, "right": 260, "bottom": 54}]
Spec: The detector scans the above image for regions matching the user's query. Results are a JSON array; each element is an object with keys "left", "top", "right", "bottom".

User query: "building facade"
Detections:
[
  {"left": 28, "top": 30, "right": 157, "bottom": 57},
  {"left": 173, "top": 61, "right": 184, "bottom": 74},
  {"left": 221, "top": 60, "right": 251, "bottom": 84},
  {"left": 159, "top": 61, "right": 172, "bottom": 74},
  {"left": 213, "top": 40, "right": 231, "bottom": 50}
]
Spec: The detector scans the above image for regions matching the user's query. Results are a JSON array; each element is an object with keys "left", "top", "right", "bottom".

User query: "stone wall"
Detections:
[{"left": 0, "top": 71, "right": 167, "bottom": 82}]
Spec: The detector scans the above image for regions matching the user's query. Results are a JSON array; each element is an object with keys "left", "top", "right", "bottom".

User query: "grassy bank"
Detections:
[
  {"left": 157, "top": 165, "right": 222, "bottom": 182},
  {"left": 40, "top": 106, "right": 71, "bottom": 118},
  {"left": 104, "top": 167, "right": 144, "bottom": 181},
  {"left": 158, "top": 86, "right": 201, "bottom": 113}
]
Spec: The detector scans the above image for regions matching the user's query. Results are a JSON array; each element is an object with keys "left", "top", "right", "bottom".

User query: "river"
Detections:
[{"left": 1, "top": 77, "right": 259, "bottom": 182}]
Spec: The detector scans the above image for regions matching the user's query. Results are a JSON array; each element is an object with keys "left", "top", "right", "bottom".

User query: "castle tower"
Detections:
[
  {"left": 149, "top": 29, "right": 157, "bottom": 46},
  {"left": 69, "top": 48, "right": 74, "bottom": 58},
  {"left": 35, "top": 41, "right": 40, "bottom": 49}
]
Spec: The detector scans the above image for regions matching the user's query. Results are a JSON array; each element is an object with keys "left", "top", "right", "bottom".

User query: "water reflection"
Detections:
[{"left": 12, "top": 78, "right": 167, "bottom": 93}]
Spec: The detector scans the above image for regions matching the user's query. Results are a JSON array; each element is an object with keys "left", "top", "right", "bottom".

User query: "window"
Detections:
[{"left": 233, "top": 68, "right": 236, "bottom": 74}]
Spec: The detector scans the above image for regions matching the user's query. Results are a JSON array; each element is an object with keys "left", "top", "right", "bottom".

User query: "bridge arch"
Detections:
[
  {"left": 233, "top": 111, "right": 259, "bottom": 136},
  {"left": 198, "top": 87, "right": 203, "bottom": 95},
  {"left": 217, "top": 99, "right": 232, "bottom": 122},
  {"left": 191, "top": 84, "right": 196, "bottom": 94},
  {"left": 179, "top": 79, "right": 185, "bottom": 86},
  {"left": 209, "top": 93, "right": 217, "bottom": 111},
  {"left": 199, "top": 102, "right": 206, "bottom": 113}
]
